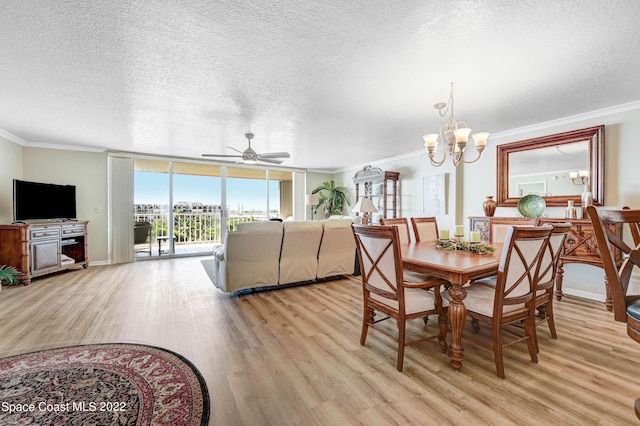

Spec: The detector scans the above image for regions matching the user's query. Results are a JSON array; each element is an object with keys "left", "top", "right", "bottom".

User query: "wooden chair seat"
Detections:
[{"left": 627, "top": 301, "right": 640, "bottom": 343}]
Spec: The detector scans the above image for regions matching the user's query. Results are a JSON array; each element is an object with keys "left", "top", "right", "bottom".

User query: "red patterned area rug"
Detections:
[{"left": 0, "top": 343, "right": 209, "bottom": 425}]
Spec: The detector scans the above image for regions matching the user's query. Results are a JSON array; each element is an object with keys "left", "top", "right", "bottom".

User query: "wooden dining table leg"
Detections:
[{"left": 447, "top": 285, "right": 467, "bottom": 370}]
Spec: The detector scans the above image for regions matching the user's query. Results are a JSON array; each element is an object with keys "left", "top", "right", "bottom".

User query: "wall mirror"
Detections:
[{"left": 497, "top": 125, "right": 604, "bottom": 207}]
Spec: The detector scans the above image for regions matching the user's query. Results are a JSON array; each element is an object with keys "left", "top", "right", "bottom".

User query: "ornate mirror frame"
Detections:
[{"left": 497, "top": 125, "right": 604, "bottom": 207}]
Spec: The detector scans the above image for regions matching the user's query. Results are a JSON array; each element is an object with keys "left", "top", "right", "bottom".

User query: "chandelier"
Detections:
[{"left": 423, "top": 82, "right": 490, "bottom": 167}]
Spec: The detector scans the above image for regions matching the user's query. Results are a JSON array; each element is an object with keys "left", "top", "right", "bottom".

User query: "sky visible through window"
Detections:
[{"left": 134, "top": 172, "right": 279, "bottom": 211}]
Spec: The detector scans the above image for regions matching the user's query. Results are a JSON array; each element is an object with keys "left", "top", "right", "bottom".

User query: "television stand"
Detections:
[{"left": 0, "top": 221, "right": 89, "bottom": 285}]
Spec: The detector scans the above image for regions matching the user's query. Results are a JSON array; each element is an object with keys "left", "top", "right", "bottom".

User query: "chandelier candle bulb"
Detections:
[
  {"left": 423, "top": 134, "right": 439, "bottom": 149},
  {"left": 472, "top": 132, "right": 490, "bottom": 148},
  {"left": 454, "top": 128, "right": 472, "bottom": 142},
  {"left": 470, "top": 231, "right": 481, "bottom": 243},
  {"left": 455, "top": 225, "right": 464, "bottom": 236},
  {"left": 440, "top": 229, "right": 450, "bottom": 240}
]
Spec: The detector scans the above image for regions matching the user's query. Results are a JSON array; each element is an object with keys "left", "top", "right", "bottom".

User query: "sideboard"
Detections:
[
  {"left": 469, "top": 216, "right": 621, "bottom": 311},
  {"left": 0, "top": 221, "right": 89, "bottom": 285}
]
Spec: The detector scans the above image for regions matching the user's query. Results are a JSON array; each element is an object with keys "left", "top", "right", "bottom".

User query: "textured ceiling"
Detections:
[{"left": 1, "top": 0, "right": 640, "bottom": 171}]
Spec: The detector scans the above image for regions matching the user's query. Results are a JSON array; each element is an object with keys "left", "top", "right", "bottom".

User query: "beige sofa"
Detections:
[{"left": 212, "top": 219, "right": 357, "bottom": 293}]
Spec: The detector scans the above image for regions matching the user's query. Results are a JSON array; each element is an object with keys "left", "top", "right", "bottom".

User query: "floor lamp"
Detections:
[
  {"left": 306, "top": 194, "right": 319, "bottom": 220},
  {"left": 351, "top": 197, "right": 378, "bottom": 225}
]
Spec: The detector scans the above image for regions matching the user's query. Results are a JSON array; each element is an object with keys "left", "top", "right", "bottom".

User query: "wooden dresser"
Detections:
[
  {"left": 469, "top": 216, "right": 621, "bottom": 311},
  {"left": 0, "top": 221, "right": 89, "bottom": 285}
]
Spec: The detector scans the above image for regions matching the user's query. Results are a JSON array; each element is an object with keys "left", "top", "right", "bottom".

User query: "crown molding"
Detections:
[
  {"left": 491, "top": 99, "right": 640, "bottom": 140},
  {"left": 0, "top": 128, "right": 27, "bottom": 145},
  {"left": 25, "top": 141, "right": 106, "bottom": 153}
]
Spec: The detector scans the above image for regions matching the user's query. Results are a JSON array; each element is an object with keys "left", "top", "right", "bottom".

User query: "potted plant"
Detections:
[
  {"left": 0, "top": 265, "right": 21, "bottom": 289},
  {"left": 312, "top": 180, "right": 351, "bottom": 218}
]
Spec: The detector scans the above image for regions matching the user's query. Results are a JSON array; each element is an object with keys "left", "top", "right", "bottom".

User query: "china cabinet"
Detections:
[{"left": 353, "top": 165, "right": 399, "bottom": 225}]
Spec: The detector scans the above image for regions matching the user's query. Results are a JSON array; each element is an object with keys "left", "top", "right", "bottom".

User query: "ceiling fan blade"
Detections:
[
  {"left": 256, "top": 157, "right": 284, "bottom": 164},
  {"left": 227, "top": 146, "right": 244, "bottom": 154},
  {"left": 201, "top": 154, "right": 243, "bottom": 158},
  {"left": 257, "top": 152, "right": 290, "bottom": 159}
]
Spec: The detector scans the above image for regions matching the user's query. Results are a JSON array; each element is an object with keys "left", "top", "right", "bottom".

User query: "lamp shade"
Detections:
[
  {"left": 351, "top": 197, "right": 378, "bottom": 213},
  {"left": 306, "top": 194, "right": 319, "bottom": 206}
]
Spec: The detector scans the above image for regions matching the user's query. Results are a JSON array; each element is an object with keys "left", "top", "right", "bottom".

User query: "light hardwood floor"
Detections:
[{"left": 1, "top": 257, "right": 639, "bottom": 425}]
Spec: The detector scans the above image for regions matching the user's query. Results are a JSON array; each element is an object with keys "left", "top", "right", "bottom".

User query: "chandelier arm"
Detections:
[
  {"left": 429, "top": 155, "right": 448, "bottom": 167},
  {"left": 427, "top": 127, "right": 448, "bottom": 166},
  {"left": 459, "top": 147, "right": 485, "bottom": 165}
]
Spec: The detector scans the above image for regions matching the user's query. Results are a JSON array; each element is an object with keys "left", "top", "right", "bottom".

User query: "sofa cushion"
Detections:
[
  {"left": 218, "top": 221, "right": 284, "bottom": 292},
  {"left": 279, "top": 221, "right": 324, "bottom": 284},
  {"left": 317, "top": 219, "right": 357, "bottom": 278},
  {"left": 236, "top": 220, "right": 283, "bottom": 233}
]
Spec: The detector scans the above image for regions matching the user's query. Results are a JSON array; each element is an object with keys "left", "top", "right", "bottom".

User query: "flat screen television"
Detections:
[{"left": 13, "top": 179, "right": 77, "bottom": 222}]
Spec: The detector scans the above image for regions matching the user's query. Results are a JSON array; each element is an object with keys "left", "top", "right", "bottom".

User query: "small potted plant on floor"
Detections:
[{"left": 0, "top": 265, "right": 21, "bottom": 292}]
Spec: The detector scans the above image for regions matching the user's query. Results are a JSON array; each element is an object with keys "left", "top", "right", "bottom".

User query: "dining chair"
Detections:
[
  {"left": 490, "top": 217, "right": 540, "bottom": 243},
  {"left": 588, "top": 206, "right": 640, "bottom": 419},
  {"left": 532, "top": 222, "right": 571, "bottom": 347},
  {"left": 470, "top": 222, "right": 570, "bottom": 349},
  {"left": 379, "top": 218, "right": 412, "bottom": 244},
  {"left": 351, "top": 224, "right": 449, "bottom": 371},
  {"left": 446, "top": 225, "right": 553, "bottom": 378},
  {"left": 411, "top": 217, "right": 440, "bottom": 242}
]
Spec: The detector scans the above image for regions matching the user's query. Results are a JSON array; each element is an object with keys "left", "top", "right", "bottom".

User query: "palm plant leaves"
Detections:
[
  {"left": 0, "top": 265, "right": 21, "bottom": 286},
  {"left": 312, "top": 180, "right": 351, "bottom": 217}
]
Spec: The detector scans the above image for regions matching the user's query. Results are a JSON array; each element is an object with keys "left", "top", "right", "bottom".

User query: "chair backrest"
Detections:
[
  {"left": 490, "top": 217, "right": 540, "bottom": 243},
  {"left": 536, "top": 223, "right": 572, "bottom": 291},
  {"left": 493, "top": 226, "right": 552, "bottom": 313},
  {"left": 134, "top": 221, "right": 151, "bottom": 244},
  {"left": 379, "top": 218, "right": 411, "bottom": 244},
  {"left": 352, "top": 224, "right": 403, "bottom": 304},
  {"left": 588, "top": 206, "right": 640, "bottom": 322},
  {"left": 410, "top": 217, "right": 439, "bottom": 242}
]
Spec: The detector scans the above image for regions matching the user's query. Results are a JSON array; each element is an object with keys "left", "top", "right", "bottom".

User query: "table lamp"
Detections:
[
  {"left": 306, "top": 194, "right": 320, "bottom": 220},
  {"left": 351, "top": 197, "right": 378, "bottom": 225}
]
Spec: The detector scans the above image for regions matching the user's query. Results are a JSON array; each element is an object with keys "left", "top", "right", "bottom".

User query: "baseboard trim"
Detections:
[{"left": 562, "top": 288, "right": 605, "bottom": 302}]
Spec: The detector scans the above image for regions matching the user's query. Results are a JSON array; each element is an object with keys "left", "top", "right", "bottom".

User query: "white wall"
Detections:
[
  {"left": 0, "top": 136, "right": 23, "bottom": 223},
  {"left": 22, "top": 147, "right": 109, "bottom": 263}
]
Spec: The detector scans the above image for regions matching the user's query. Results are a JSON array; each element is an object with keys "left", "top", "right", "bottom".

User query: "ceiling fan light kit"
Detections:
[{"left": 202, "top": 132, "right": 290, "bottom": 165}]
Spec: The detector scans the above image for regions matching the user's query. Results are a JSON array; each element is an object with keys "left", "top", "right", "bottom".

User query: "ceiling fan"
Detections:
[{"left": 202, "top": 132, "right": 290, "bottom": 165}]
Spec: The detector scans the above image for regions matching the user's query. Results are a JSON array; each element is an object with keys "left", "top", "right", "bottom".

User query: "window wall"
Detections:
[{"left": 133, "top": 159, "right": 293, "bottom": 258}]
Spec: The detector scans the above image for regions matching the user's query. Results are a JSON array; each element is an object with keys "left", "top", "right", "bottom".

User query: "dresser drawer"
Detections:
[
  {"left": 30, "top": 227, "right": 61, "bottom": 240},
  {"left": 62, "top": 225, "right": 86, "bottom": 237}
]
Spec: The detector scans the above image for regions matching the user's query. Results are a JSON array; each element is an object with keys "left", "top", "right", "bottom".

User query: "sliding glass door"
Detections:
[{"left": 134, "top": 159, "right": 293, "bottom": 258}]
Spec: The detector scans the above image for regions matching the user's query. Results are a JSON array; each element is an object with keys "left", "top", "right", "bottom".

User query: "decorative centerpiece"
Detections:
[{"left": 435, "top": 239, "right": 496, "bottom": 254}]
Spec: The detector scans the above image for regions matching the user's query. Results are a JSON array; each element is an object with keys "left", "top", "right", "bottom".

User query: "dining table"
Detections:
[{"left": 400, "top": 241, "right": 504, "bottom": 371}]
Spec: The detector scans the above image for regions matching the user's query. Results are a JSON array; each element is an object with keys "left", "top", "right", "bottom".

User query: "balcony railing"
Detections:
[{"left": 134, "top": 211, "right": 268, "bottom": 247}]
